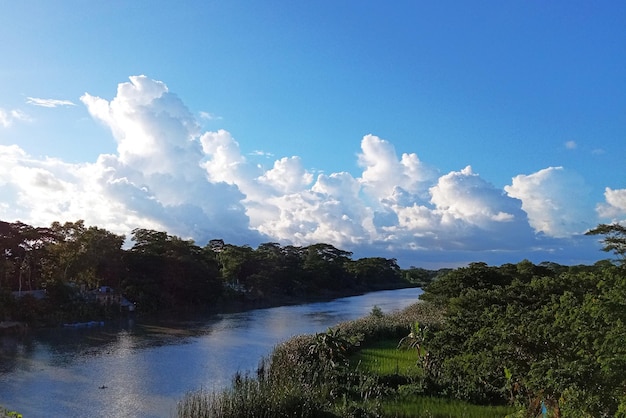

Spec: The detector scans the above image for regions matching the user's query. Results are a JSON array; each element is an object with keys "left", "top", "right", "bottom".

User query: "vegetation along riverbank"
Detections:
[
  {"left": 178, "top": 224, "right": 626, "bottom": 417},
  {"left": 0, "top": 219, "right": 438, "bottom": 330}
]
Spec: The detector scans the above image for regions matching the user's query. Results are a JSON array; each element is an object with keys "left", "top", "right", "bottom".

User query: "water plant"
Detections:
[{"left": 0, "top": 406, "right": 22, "bottom": 418}]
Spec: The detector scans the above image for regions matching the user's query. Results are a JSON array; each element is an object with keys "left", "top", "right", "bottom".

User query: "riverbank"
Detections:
[
  {"left": 0, "top": 288, "right": 424, "bottom": 417},
  {"left": 120, "top": 282, "right": 419, "bottom": 326},
  {"left": 177, "top": 300, "right": 447, "bottom": 417},
  {"left": 212, "top": 282, "right": 416, "bottom": 314}
]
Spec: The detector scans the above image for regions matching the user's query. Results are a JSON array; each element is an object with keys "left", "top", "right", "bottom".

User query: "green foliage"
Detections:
[
  {"left": 347, "top": 257, "right": 404, "bottom": 289},
  {"left": 124, "top": 228, "right": 222, "bottom": 311},
  {"left": 420, "top": 258, "right": 626, "bottom": 416},
  {"left": 309, "top": 328, "right": 362, "bottom": 371},
  {"left": 585, "top": 222, "right": 626, "bottom": 264},
  {"left": 177, "top": 374, "right": 330, "bottom": 418},
  {"left": 381, "top": 395, "right": 518, "bottom": 418},
  {"left": 369, "top": 305, "right": 383, "bottom": 318},
  {"left": 402, "top": 266, "right": 444, "bottom": 287},
  {"left": 178, "top": 302, "right": 446, "bottom": 417},
  {"left": 420, "top": 262, "right": 517, "bottom": 306},
  {"left": 2, "top": 218, "right": 424, "bottom": 324},
  {"left": 397, "top": 321, "right": 428, "bottom": 359},
  {"left": 0, "top": 405, "right": 22, "bottom": 418}
]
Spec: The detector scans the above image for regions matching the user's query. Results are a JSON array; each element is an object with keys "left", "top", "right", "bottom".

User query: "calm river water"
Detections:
[{"left": 0, "top": 287, "right": 422, "bottom": 418}]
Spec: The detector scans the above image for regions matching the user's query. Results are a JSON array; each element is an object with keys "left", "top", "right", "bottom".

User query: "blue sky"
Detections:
[{"left": 1, "top": 1, "right": 625, "bottom": 267}]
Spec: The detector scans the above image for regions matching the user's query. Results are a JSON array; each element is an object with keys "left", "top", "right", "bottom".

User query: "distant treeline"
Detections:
[{"left": 0, "top": 220, "right": 435, "bottom": 326}]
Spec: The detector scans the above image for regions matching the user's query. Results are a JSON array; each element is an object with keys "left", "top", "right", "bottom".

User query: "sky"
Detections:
[{"left": 0, "top": 1, "right": 625, "bottom": 268}]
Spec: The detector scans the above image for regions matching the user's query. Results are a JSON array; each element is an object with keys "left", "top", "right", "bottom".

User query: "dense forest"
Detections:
[{"left": 0, "top": 220, "right": 429, "bottom": 326}]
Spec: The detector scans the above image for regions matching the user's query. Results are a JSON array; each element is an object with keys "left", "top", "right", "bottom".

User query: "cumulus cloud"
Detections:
[
  {"left": 26, "top": 97, "right": 76, "bottom": 108},
  {"left": 358, "top": 134, "right": 437, "bottom": 202},
  {"left": 597, "top": 187, "right": 626, "bottom": 220},
  {"left": 0, "top": 75, "right": 612, "bottom": 265},
  {"left": 505, "top": 167, "right": 594, "bottom": 238},
  {"left": 0, "top": 108, "right": 29, "bottom": 127}
]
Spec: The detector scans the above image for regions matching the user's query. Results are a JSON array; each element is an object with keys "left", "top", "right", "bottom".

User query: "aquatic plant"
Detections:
[{"left": 0, "top": 406, "right": 22, "bottom": 418}]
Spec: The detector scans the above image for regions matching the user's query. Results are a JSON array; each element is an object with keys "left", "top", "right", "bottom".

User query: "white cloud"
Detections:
[
  {"left": 358, "top": 134, "right": 437, "bottom": 202},
  {"left": 0, "top": 76, "right": 612, "bottom": 265},
  {"left": 249, "top": 150, "right": 274, "bottom": 157},
  {"left": 26, "top": 97, "right": 76, "bottom": 108},
  {"left": 430, "top": 166, "right": 517, "bottom": 226},
  {"left": 199, "top": 111, "right": 222, "bottom": 121},
  {"left": 505, "top": 167, "right": 595, "bottom": 238},
  {"left": 565, "top": 140, "right": 577, "bottom": 149},
  {"left": 75, "top": 76, "right": 261, "bottom": 242},
  {"left": 260, "top": 157, "right": 313, "bottom": 194},
  {"left": 597, "top": 187, "right": 626, "bottom": 220},
  {"left": 0, "top": 108, "right": 29, "bottom": 127}
]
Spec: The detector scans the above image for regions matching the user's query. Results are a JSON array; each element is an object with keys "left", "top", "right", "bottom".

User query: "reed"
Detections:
[{"left": 177, "top": 372, "right": 329, "bottom": 418}]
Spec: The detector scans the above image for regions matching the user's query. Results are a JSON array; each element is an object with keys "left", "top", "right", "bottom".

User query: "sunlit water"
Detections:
[{"left": 0, "top": 288, "right": 422, "bottom": 417}]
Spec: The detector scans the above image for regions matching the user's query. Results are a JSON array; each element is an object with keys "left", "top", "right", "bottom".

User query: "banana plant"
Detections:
[{"left": 398, "top": 320, "right": 428, "bottom": 360}]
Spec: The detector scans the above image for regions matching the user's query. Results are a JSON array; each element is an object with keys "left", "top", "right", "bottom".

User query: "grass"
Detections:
[
  {"left": 350, "top": 339, "right": 421, "bottom": 377},
  {"left": 351, "top": 339, "right": 520, "bottom": 418},
  {"left": 381, "top": 395, "right": 520, "bottom": 418}
]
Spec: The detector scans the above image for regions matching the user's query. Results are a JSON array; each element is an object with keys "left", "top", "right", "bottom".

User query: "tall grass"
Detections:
[
  {"left": 381, "top": 395, "right": 519, "bottom": 418},
  {"left": 177, "top": 372, "right": 330, "bottom": 418}
]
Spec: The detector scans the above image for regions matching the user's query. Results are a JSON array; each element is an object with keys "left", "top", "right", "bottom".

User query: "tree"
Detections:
[
  {"left": 586, "top": 223, "right": 626, "bottom": 264},
  {"left": 347, "top": 257, "right": 402, "bottom": 289},
  {"left": 303, "top": 243, "right": 353, "bottom": 291},
  {"left": 0, "top": 221, "right": 56, "bottom": 291},
  {"left": 46, "top": 221, "right": 125, "bottom": 289},
  {"left": 124, "top": 228, "right": 221, "bottom": 311},
  {"left": 422, "top": 261, "right": 626, "bottom": 416}
]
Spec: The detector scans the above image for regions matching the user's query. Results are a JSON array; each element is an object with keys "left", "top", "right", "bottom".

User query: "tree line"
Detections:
[
  {"left": 0, "top": 219, "right": 422, "bottom": 326},
  {"left": 415, "top": 224, "right": 626, "bottom": 416}
]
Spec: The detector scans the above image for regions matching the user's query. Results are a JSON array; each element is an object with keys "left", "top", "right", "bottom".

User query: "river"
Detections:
[{"left": 0, "top": 287, "right": 422, "bottom": 417}]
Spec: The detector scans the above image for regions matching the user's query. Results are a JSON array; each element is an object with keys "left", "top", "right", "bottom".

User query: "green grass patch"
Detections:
[
  {"left": 350, "top": 339, "right": 421, "bottom": 377},
  {"left": 381, "top": 395, "right": 520, "bottom": 418}
]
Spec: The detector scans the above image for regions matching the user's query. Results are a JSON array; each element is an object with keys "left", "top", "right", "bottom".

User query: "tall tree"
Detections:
[
  {"left": 0, "top": 221, "right": 55, "bottom": 291},
  {"left": 46, "top": 221, "right": 125, "bottom": 289},
  {"left": 586, "top": 223, "right": 626, "bottom": 264},
  {"left": 124, "top": 228, "right": 220, "bottom": 311}
]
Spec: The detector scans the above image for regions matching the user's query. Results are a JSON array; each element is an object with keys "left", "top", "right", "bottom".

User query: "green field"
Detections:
[
  {"left": 350, "top": 339, "right": 519, "bottom": 418},
  {"left": 350, "top": 339, "right": 422, "bottom": 377}
]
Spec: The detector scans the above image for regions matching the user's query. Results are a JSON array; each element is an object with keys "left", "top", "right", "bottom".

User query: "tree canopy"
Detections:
[
  {"left": 586, "top": 222, "right": 626, "bottom": 264},
  {"left": 1, "top": 219, "right": 415, "bottom": 324}
]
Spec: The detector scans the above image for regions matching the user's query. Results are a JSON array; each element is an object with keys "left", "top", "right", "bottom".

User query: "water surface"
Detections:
[{"left": 0, "top": 287, "right": 422, "bottom": 417}]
